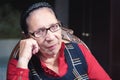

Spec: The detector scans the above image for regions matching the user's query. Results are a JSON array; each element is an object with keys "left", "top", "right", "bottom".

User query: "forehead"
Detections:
[
  {"left": 26, "top": 7, "right": 58, "bottom": 30},
  {"left": 27, "top": 7, "right": 56, "bottom": 21},
  {"left": 29, "top": 7, "right": 54, "bottom": 15}
]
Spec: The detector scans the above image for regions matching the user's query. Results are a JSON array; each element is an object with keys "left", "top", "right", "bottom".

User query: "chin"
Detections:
[{"left": 50, "top": 49, "right": 59, "bottom": 55}]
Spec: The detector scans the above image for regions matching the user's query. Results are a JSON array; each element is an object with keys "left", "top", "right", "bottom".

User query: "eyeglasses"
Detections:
[{"left": 29, "top": 22, "right": 62, "bottom": 38}]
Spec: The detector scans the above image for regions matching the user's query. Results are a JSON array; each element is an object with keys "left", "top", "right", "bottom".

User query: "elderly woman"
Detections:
[{"left": 7, "top": 2, "right": 111, "bottom": 80}]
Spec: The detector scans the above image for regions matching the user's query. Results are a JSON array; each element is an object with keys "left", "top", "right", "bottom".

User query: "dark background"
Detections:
[{"left": 0, "top": 0, "right": 120, "bottom": 79}]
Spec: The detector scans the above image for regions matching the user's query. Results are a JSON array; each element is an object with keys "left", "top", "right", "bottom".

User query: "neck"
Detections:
[
  {"left": 39, "top": 53, "right": 59, "bottom": 74},
  {"left": 39, "top": 52, "right": 59, "bottom": 66}
]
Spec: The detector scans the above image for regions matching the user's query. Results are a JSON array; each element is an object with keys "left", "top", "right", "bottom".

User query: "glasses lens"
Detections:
[
  {"left": 34, "top": 28, "right": 46, "bottom": 37},
  {"left": 50, "top": 23, "right": 61, "bottom": 32}
]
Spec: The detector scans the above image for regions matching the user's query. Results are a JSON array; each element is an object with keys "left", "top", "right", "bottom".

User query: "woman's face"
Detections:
[{"left": 26, "top": 8, "right": 62, "bottom": 57}]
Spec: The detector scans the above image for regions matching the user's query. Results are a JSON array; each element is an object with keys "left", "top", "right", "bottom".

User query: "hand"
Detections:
[{"left": 17, "top": 38, "right": 39, "bottom": 69}]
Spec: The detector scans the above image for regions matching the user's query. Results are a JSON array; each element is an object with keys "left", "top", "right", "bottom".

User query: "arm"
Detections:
[
  {"left": 7, "top": 59, "right": 29, "bottom": 80},
  {"left": 7, "top": 38, "right": 40, "bottom": 80},
  {"left": 78, "top": 43, "right": 111, "bottom": 80}
]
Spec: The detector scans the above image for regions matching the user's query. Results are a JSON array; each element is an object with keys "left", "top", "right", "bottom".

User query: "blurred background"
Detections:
[{"left": 0, "top": 0, "right": 120, "bottom": 80}]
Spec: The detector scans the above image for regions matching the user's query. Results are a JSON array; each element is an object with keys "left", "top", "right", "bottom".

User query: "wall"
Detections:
[{"left": 0, "top": 39, "right": 19, "bottom": 80}]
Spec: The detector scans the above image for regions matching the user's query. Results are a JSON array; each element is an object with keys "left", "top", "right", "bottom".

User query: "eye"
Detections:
[
  {"left": 50, "top": 23, "right": 59, "bottom": 31},
  {"left": 35, "top": 28, "right": 46, "bottom": 35}
]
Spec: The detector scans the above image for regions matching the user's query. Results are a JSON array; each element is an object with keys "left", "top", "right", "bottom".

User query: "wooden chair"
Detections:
[{"left": 8, "top": 27, "right": 88, "bottom": 60}]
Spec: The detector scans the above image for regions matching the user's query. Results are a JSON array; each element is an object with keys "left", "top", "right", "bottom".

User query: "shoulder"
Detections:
[
  {"left": 64, "top": 41, "right": 90, "bottom": 52},
  {"left": 66, "top": 42, "right": 93, "bottom": 61},
  {"left": 63, "top": 41, "right": 92, "bottom": 57}
]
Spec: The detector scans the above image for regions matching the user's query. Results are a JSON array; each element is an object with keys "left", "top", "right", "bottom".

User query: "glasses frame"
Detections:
[{"left": 28, "top": 22, "right": 62, "bottom": 38}]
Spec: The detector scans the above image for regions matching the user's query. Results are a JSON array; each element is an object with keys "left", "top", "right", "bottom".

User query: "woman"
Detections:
[{"left": 7, "top": 2, "right": 111, "bottom": 80}]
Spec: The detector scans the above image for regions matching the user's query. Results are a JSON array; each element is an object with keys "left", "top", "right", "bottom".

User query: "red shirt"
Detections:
[
  {"left": 7, "top": 42, "right": 111, "bottom": 80},
  {"left": 40, "top": 42, "right": 67, "bottom": 77}
]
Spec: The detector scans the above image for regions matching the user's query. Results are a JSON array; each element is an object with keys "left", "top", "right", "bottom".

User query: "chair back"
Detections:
[{"left": 9, "top": 27, "right": 87, "bottom": 60}]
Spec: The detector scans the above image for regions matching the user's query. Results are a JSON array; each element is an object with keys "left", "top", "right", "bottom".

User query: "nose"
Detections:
[{"left": 45, "top": 30, "right": 54, "bottom": 41}]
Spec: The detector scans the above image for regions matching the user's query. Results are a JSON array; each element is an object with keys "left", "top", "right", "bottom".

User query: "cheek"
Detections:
[
  {"left": 56, "top": 29, "right": 62, "bottom": 40},
  {"left": 36, "top": 39, "right": 45, "bottom": 48},
  {"left": 38, "top": 42, "right": 46, "bottom": 52}
]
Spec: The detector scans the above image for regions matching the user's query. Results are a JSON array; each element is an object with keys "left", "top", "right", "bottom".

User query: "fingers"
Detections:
[
  {"left": 17, "top": 38, "right": 40, "bottom": 68},
  {"left": 19, "top": 38, "right": 40, "bottom": 61},
  {"left": 32, "top": 43, "right": 40, "bottom": 54}
]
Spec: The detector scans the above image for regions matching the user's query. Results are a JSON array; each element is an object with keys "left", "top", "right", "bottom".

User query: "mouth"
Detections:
[{"left": 47, "top": 44, "right": 57, "bottom": 51}]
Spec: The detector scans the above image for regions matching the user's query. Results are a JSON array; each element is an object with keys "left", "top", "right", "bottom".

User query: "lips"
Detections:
[{"left": 47, "top": 44, "right": 57, "bottom": 50}]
